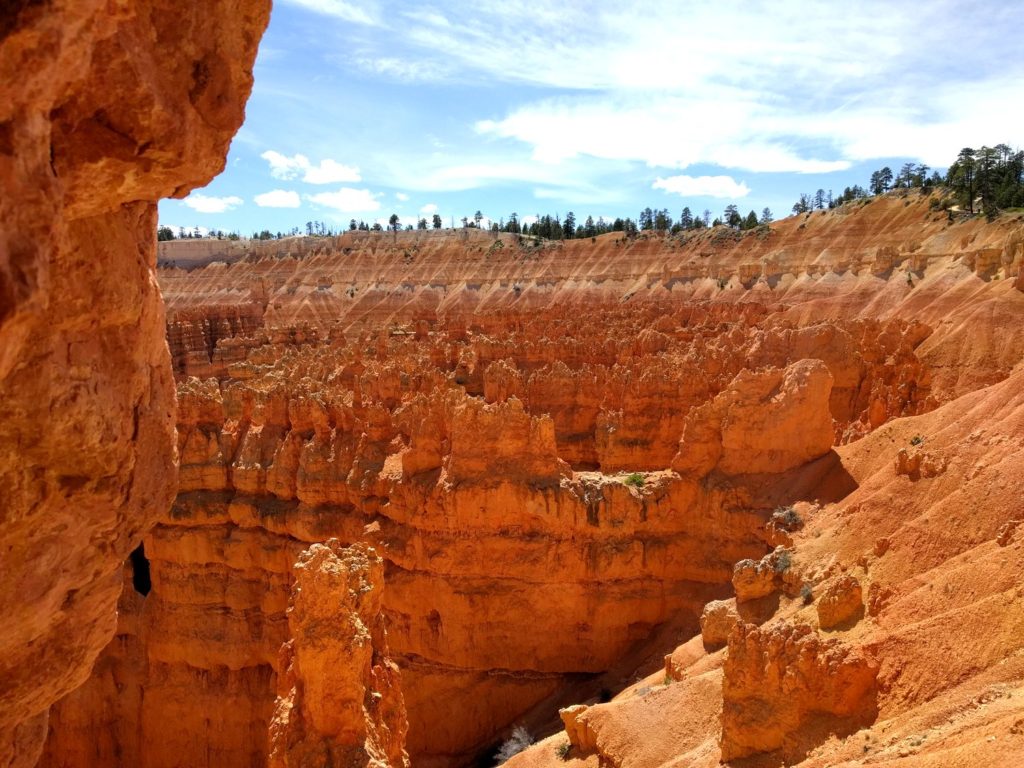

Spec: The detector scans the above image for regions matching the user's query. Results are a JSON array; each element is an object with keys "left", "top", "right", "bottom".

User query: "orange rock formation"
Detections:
[
  {"left": 268, "top": 540, "right": 408, "bottom": 768},
  {"left": 37, "top": 195, "right": 1024, "bottom": 767},
  {"left": 0, "top": 1, "right": 268, "bottom": 764}
]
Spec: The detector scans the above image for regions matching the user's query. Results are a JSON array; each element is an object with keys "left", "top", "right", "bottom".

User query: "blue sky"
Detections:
[{"left": 160, "top": 0, "right": 1024, "bottom": 236}]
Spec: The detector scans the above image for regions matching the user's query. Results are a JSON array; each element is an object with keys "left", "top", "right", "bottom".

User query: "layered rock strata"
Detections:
[{"left": 43, "top": 199, "right": 1024, "bottom": 766}]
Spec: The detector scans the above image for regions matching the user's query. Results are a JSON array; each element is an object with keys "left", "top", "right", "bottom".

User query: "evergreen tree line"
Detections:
[
  {"left": 157, "top": 225, "right": 243, "bottom": 241},
  {"left": 791, "top": 144, "right": 1023, "bottom": 218},
  {"left": 946, "top": 145, "right": 1024, "bottom": 216}
]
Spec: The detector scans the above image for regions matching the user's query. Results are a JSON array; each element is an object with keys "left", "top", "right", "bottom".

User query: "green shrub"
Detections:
[
  {"left": 910, "top": 435, "right": 924, "bottom": 446},
  {"left": 801, "top": 584, "right": 814, "bottom": 604},
  {"left": 556, "top": 742, "right": 572, "bottom": 760},
  {"left": 624, "top": 472, "right": 645, "bottom": 488}
]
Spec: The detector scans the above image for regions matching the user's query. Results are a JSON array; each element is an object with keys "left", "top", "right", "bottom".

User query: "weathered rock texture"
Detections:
[
  {"left": 0, "top": 0, "right": 268, "bottom": 764},
  {"left": 720, "top": 621, "right": 879, "bottom": 762},
  {"left": 268, "top": 540, "right": 408, "bottom": 768},
  {"left": 501, "top": 286, "right": 1024, "bottom": 768},
  {"left": 44, "top": 197, "right": 1024, "bottom": 767}
]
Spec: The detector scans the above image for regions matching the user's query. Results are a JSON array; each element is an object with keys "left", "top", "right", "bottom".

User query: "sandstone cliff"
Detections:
[
  {"left": 42, "top": 196, "right": 1024, "bottom": 766},
  {"left": 0, "top": 1, "right": 269, "bottom": 765}
]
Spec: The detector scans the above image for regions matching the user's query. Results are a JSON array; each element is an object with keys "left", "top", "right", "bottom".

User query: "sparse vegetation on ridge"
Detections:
[{"left": 624, "top": 472, "right": 645, "bottom": 488}]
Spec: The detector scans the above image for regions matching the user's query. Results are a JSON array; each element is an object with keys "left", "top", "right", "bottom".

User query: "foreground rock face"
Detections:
[
  {"left": 0, "top": 0, "right": 269, "bottom": 762},
  {"left": 268, "top": 540, "right": 408, "bottom": 768}
]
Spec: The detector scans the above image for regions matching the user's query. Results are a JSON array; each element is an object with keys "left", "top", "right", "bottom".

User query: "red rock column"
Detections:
[{"left": 268, "top": 540, "right": 409, "bottom": 768}]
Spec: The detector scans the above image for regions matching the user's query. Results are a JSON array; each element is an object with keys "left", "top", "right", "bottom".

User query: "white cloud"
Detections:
[
  {"left": 260, "top": 151, "right": 361, "bottom": 184},
  {"left": 304, "top": 158, "right": 362, "bottom": 184},
  {"left": 403, "top": 8, "right": 451, "bottom": 27},
  {"left": 476, "top": 96, "right": 850, "bottom": 174},
  {"left": 254, "top": 189, "right": 302, "bottom": 208},
  {"left": 653, "top": 175, "right": 750, "bottom": 199},
  {"left": 420, "top": 203, "right": 439, "bottom": 215},
  {"left": 305, "top": 188, "right": 382, "bottom": 213},
  {"left": 395, "top": 2, "right": 1023, "bottom": 174},
  {"left": 395, "top": 192, "right": 409, "bottom": 201},
  {"left": 181, "top": 194, "right": 243, "bottom": 214},
  {"left": 282, "top": 0, "right": 377, "bottom": 25}
]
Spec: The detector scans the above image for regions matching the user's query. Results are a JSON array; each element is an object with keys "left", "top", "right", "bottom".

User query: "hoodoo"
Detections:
[{"left": 40, "top": 194, "right": 1024, "bottom": 767}]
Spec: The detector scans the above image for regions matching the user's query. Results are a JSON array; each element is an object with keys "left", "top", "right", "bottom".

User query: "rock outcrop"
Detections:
[
  {"left": 673, "top": 359, "right": 835, "bottom": 478},
  {"left": 720, "top": 622, "right": 879, "bottom": 762},
  {"left": 0, "top": 0, "right": 269, "bottom": 763},
  {"left": 268, "top": 540, "right": 408, "bottom": 768},
  {"left": 817, "top": 574, "right": 864, "bottom": 630},
  {"left": 699, "top": 599, "right": 740, "bottom": 649}
]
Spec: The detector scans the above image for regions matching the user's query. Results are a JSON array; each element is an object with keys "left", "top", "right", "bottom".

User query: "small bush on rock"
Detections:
[
  {"left": 771, "top": 506, "right": 803, "bottom": 531},
  {"left": 774, "top": 550, "right": 792, "bottom": 574},
  {"left": 801, "top": 584, "right": 814, "bottom": 604},
  {"left": 624, "top": 472, "right": 645, "bottom": 488}
]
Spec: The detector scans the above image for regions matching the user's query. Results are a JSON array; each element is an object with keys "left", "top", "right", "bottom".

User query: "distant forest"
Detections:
[{"left": 157, "top": 144, "right": 1023, "bottom": 243}]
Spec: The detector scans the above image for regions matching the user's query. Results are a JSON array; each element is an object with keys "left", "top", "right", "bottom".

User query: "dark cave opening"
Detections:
[{"left": 129, "top": 543, "right": 151, "bottom": 596}]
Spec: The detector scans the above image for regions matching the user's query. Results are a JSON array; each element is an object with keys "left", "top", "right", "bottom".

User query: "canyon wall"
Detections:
[
  {"left": 0, "top": 1, "right": 269, "bottom": 765},
  {"left": 42, "top": 197, "right": 1024, "bottom": 765}
]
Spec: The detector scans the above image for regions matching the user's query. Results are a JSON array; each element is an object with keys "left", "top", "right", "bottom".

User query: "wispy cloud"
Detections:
[
  {"left": 342, "top": 1, "right": 1023, "bottom": 172},
  {"left": 653, "top": 175, "right": 750, "bottom": 199},
  {"left": 182, "top": 194, "right": 243, "bottom": 214},
  {"left": 282, "top": 0, "right": 378, "bottom": 25},
  {"left": 395, "top": 192, "right": 409, "bottom": 201},
  {"left": 353, "top": 56, "right": 452, "bottom": 82},
  {"left": 305, "top": 187, "right": 382, "bottom": 213},
  {"left": 261, "top": 151, "right": 361, "bottom": 184},
  {"left": 171, "top": 1, "right": 1024, "bottom": 234},
  {"left": 419, "top": 203, "right": 438, "bottom": 215},
  {"left": 254, "top": 189, "right": 302, "bottom": 208}
]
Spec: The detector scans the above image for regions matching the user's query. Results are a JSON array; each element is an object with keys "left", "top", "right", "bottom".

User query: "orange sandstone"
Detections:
[{"left": 0, "top": 0, "right": 268, "bottom": 763}]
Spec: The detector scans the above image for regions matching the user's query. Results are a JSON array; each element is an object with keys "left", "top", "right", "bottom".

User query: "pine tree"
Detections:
[
  {"left": 563, "top": 211, "right": 576, "bottom": 239},
  {"left": 679, "top": 207, "right": 694, "bottom": 229}
]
